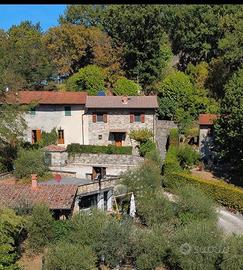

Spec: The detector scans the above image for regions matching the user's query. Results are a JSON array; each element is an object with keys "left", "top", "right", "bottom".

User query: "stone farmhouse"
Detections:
[{"left": 6, "top": 91, "right": 158, "bottom": 148}]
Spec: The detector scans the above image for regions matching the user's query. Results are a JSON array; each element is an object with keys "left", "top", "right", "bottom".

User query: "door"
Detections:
[
  {"left": 58, "top": 130, "right": 64, "bottom": 144},
  {"left": 114, "top": 133, "right": 124, "bottom": 147}
]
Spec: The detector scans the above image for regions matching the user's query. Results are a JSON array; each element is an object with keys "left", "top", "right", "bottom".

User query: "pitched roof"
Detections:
[
  {"left": 5, "top": 91, "right": 87, "bottom": 105},
  {"left": 199, "top": 114, "right": 218, "bottom": 125},
  {"left": 86, "top": 96, "right": 159, "bottom": 109},
  {"left": 0, "top": 183, "right": 78, "bottom": 210}
]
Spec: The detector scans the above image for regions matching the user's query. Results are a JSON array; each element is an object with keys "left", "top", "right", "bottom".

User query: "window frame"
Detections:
[{"left": 64, "top": 106, "right": 71, "bottom": 116}]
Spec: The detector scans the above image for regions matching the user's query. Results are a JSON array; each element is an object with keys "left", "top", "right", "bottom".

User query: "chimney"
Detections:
[
  {"left": 122, "top": 96, "right": 128, "bottom": 104},
  {"left": 31, "top": 174, "right": 38, "bottom": 190}
]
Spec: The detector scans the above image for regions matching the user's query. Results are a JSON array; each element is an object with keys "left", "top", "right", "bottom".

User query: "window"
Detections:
[
  {"left": 30, "top": 107, "right": 36, "bottom": 115},
  {"left": 98, "top": 134, "right": 102, "bottom": 140},
  {"left": 93, "top": 112, "right": 107, "bottom": 123},
  {"left": 58, "top": 130, "right": 64, "bottom": 144},
  {"left": 64, "top": 106, "right": 71, "bottom": 116},
  {"left": 131, "top": 113, "right": 145, "bottom": 123}
]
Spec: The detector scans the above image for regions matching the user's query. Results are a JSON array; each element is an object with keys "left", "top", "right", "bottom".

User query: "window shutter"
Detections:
[
  {"left": 92, "top": 113, "right": 97, "bottom": 123},
  {"left": 130, "top": 113, "right": 134, "bottom": 123},
  {"left": 36, "top": 129, "right": 42, "bottom": 142},
  {"left": 103, "top": 113, "right": 107, "bottom": 123},
  {"left": 141, "top": 113, "right": 145, "bottom": 123}
]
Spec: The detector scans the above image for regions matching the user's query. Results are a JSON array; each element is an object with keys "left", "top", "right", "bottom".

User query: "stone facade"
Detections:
[
  {"left": 199, "top": 125, "right": 214, "bottom": 160},
  {"left": 85, "top": 109, "right": 156, "bottom": 147}
]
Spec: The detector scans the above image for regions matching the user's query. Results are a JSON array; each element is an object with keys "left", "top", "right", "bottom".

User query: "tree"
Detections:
[
  {"left": 0, "top": 21, "right": 55, "bottom": 90},
  {"left": 45, "top": 23, "right": 122, "bottom": 79},
  {"left": 65, "top": 65, "right": 106, "bottom": 95},
  {"left": 14, "top": 148, "right": 47, "bottom": 179},
  {"left": 214, "top": 68, "right": 243, "bottom": 173},
  {"left": 27, "top": 203, "right": 54, "bottom": 252},
  {"left": 113, "top": 77, "right": 141, "bottom": 96},
  {"left": 43, "top": 242, "right": 97, "bottom": 270},
  {"left": 0, "top": 207, "right": 24, "bottom": 270}
]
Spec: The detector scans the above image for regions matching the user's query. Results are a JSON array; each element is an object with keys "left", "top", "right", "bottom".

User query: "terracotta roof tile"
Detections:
[
  {"left": 5, "top": 91, "right": 87, "bottom": 105},
  {"left": 86, "top": 96, "right": 159, "bottom": 109},
  {"left": 199, "top": 114, "right": 219, "bottom": 125},
  {"left": 0, "top": 183, "right": 77, "bottom": 210}
]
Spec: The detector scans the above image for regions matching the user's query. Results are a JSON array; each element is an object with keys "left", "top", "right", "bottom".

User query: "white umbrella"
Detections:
[{"left": 129, "top": 192, "right": 136, "bottom": 218}]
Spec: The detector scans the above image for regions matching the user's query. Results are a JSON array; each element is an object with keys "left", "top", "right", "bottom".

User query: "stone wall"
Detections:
[
  {"left": 87, "top": 109, "right": 156, "bottom": 146},
  {"left": 155, "top": 120, "right": 177, "bottom": 160},
  {"left": 68, "top": 153, "right": 144, "bottom": 166}
]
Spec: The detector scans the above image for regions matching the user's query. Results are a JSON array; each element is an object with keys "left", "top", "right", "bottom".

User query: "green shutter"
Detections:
[{"left": 64, "top": 106, "right": 71, "bottom": 116}]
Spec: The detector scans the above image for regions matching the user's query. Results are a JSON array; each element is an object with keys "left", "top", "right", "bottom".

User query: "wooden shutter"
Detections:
[
  {"left": 92, "top": 113, "right": 97, "bottom": 123},
  {"left": 36, "top": 129, "right": 42, "bottom": 142},
  {"left": 103, "top": 113, "right": 108, "bottom": 123},
  {"left": 130, "top": 113, "right": 134, "bottom": 123},
  {"left": 141, "top": 113, "right": 145, "bottom": 123}
]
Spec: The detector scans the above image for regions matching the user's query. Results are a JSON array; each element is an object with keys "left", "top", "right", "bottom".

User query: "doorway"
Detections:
[
  {"left": 113, "top": 132, "right": 125, "bottom": 147},
  {"left": 58, "top": 130, "right": 64, "bottom": 144}
]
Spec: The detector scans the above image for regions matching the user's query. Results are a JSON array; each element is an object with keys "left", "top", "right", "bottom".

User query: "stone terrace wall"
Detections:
[{"left": 68, "top": 153, "right": 144, "bottom": 167}]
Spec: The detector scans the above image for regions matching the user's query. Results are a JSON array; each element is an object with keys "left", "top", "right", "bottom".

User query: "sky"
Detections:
[{"left": 0, "top": 5, "right": 67, "bottom": 31}]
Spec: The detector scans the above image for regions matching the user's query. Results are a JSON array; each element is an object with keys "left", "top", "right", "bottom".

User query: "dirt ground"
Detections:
[
  {"left": 17, "top": 253, "right": 43, "bottom": 270},
  {"left": 191, "top": 168, "right": 220, "bottom": 181}
]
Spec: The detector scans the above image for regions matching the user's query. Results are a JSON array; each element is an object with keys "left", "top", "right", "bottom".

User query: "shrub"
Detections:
[
  {"left": 43, "top": 242, "right": 97, "bottom": 270},
  {"left": 219, "top": 235, "right": 243, "bottom": 270},
  {"left": 163, "top": 145, "right": 182, "bottom": 175},
  {"left": 14, "top": 148, "right": 47, "bottom": 179},
  {"left": 169, "top": 128, "right": 179, "bottom": 146},
  {"left": 177, "top": 145, "right": 200, "bottom": 169},
  {"left": 67, "top": 143, "right": 132, "bottom": 156},
  {"left": 129, "top": 128, "right": 153, "bottom": 143},
  {"left": 27, "top": 203, "right": 54, "bottom": 252},
  {"left": 65, "top": 64, "right": 106, "bottom": 95},
  {"left": 132, "top": 227, "right": 168, "bottom": 270},
  {"left": 39, "top": 128, "right": 58, "bottom": 147},
  {"left": 163, "top": 172, "right": 243, "bottom": 213},
  {"left": 168, "top": 220, "right": 223, "bottom": 270},
  {"left": 175, "top": 185, "right": 217, "bottom": 225},
  {"left": 145, "top": 148, "right": 162, "bottom": 167},
  {"left": 113, "top": 77, "right": 141, "bottom": 96},
  {"left": 139, "top": 139, "right": 156, "bottom": 157}
]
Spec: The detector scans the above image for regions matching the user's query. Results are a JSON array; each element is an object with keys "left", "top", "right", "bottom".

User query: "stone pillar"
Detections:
[
  {"left": 107, "top": 190, "right": 113, "bottom": 211},
  {"left": 97, "top": 192, "right": 104, "bottom": 210}
]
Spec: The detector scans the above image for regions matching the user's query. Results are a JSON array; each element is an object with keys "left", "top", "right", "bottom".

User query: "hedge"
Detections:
[
  {"left": 163, "top": 145, "right": 182, "bottom": 174},
  {"left": 67, "top": 143, "right": 133, "bottom": 156},
  {"left": 163, "top": 172, "right": 243, "bottom": 213}
]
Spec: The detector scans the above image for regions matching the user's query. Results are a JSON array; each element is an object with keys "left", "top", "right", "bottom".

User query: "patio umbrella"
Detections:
[{"left": 129, "top": 192, "right": 136, "bottom": 218}]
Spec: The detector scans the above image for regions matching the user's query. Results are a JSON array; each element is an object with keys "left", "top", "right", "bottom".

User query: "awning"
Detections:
[{"left": 109, "top": 129, "right": 127, "bottom": 133}]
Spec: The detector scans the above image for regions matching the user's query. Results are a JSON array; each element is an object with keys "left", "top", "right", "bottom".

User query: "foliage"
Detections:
[
  {"left": 129, "top": 128, "right": 153, "bottom": 143},
  {"left": 39, "top": 128, "right": 58, "bottom": 147},
  {"left": 162, "top": 145, "right": 182, "bottom": 175},
  {"left": 0, "top": 21, "right": 55, "bottom": 90},
  {"left": 169, "top": 128, "right": 179, "bottom": 146},
  {"left": 65, "top": 65, "right": 106, "bottom": 95},
  {"left": 137, "top": 190, "right": 176, "bottom": 226},
  {"left": 168, "top": 220, "right": 223, "bottom": 270},
  {"left": 14, "top": 148, "right": 47, "bottom": 179},
  {"left": 214, "top": 68, "right": 243, "bottom": 173},
  {"left": 132, "top": 227, "right": 168, "bottom": 270},
  {"left": 219, "top": 235, "right": 243, "bottom": 270},
  {"left": 45, "top": 23, "right": 122, "bottom": 77},
  {"left": 0, "top": 104, "right": 27, "bottom": 146},
  {"left": 139, "top": 139, "right": 156, "bottom": 157},
  {"left": 144, "top": 148, "right": 162, "bottom": 167},
  {"left": 175, "top": 185, "right": 216, "bottom": 225},
  {"left": 67, "top": 143, "right": 132, "bottom": 156},
  {"left": 113, "top": 77, "right": 141, "bottom": 96},
  {"left": 163, "top": 172, "right": 243, "bottom": 213},
  {"left": 43, "top": 241, "right": 97, "bottom": 270},
  {"left": 0, "top": 207, "right": 24, "bottom": 270},
  {"left": 121, "top": 159, "right": 161, "bottom": 198},
  {"left": 27, "top": 203, "right": 54, "bottom": 252},
  {"left": 177, "top": 145, "right": 200, "bottom": 169}
]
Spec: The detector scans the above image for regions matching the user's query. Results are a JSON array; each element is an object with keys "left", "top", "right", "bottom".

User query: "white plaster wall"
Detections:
[{"left": 24, "top": 104, "right": 85, "bottom": 146}]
